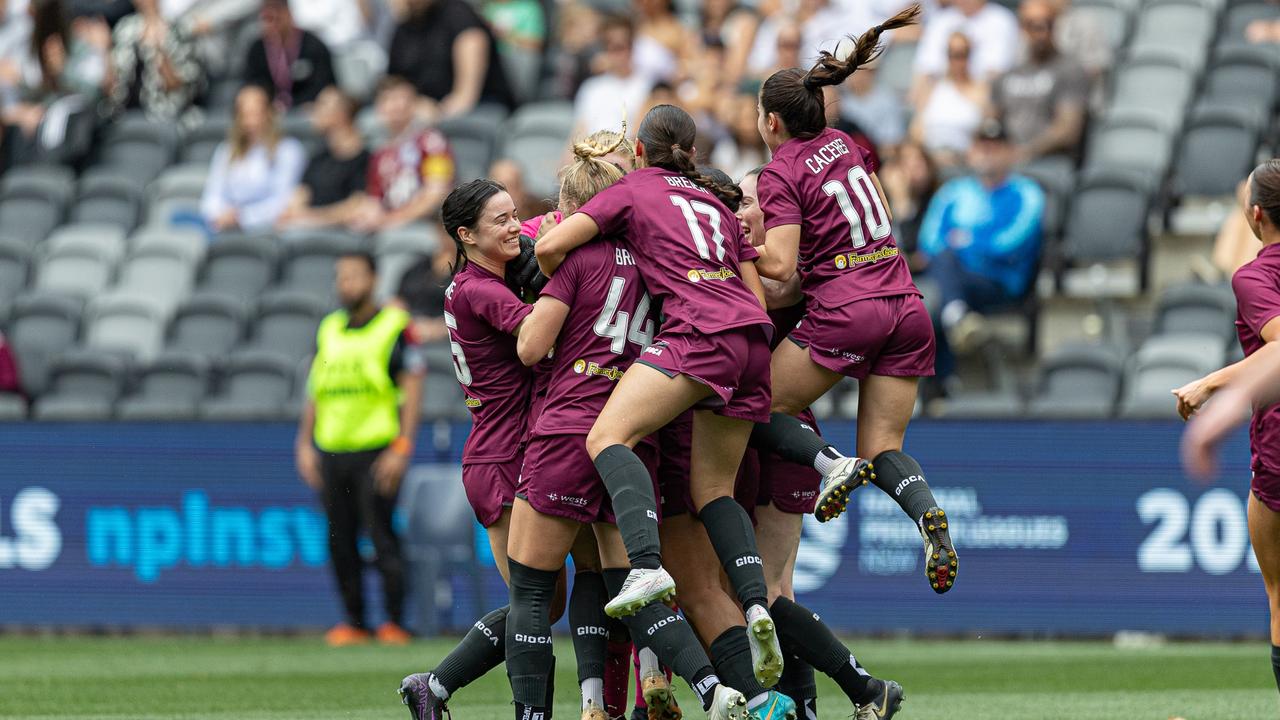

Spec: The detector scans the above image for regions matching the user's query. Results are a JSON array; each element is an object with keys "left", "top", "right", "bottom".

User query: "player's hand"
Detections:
[
  {"left": 1181, "top": 385, "right": 1250, "bottom": 482},
  {"left": 295, "top": 444, "right": 323, "bottom": 491},
  {"left": 373, "top": 447, "right": 409, "bottom": 497},
  {"left": 1172, "top": 376, "right": 1215, "bottom": 421}
]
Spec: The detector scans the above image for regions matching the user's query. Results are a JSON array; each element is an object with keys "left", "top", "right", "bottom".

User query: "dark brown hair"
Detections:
[
  {"left": 1250, "top": 159, "right": 1280, "bottom": 229},
  {"left": 442, "top": 179, "right": 507, "bottom": 277},
  {"left": 760, "top": 5, "right": 920, "bottom": 140},
  {"left": 637, "top": 104, "right": 742, "bottom": 208}
]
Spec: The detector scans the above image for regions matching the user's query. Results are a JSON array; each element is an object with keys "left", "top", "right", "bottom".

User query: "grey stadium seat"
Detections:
[
  {"left": 278, "top": 233, "right": 362, "bottom": 302},
  {"left": 34, "top": 245, "right": 114, "bottom": 300},
  {"left": 333, "top": 40, "right": 387, "bottom": 103},
  {"left": 84, "top": 293, "right": 166, "bottom": 361},
  {"left": 32, "top": 350, "right": 126, "bottom": 420},
  {"left": 180, "top": 117, "right": 232, "bottom": 165},
  {"left": 1061, "top": 168, "right": 1152, "bottom": 267},
  {"left": 436, "top": 111, "right": 503, "bottom": 184},
  {"left": 1084, "top": 110, "right": 1174, "bottom": 187},
  {"left": 1128, "top": 0, "right": 1217, "bottom": 62},
  {"left": 6, "top": 292, "right": 82, "bottom": 395},
  {"left": 114, "top": 244, "right": 196, "bottom": 313},
  {"left": 1224, "top": 2, "right": 1275, "bottom": 41},
  {"left": 1203, "top": 46, "right": 1279, "bottom": 115},
  {"left": 0, "top": 171, "right": 69, "bottom": 248},
  {"left": 166, "top": 293, "right": 247, "bottom": 358},
  {"left": 1026, "top": 343, "right": 1125, "bottom": 418},
  {"left": 244, "top": 290, "right": 327, "bottom": 361},
  {"left": 116, "top": 351, "right": 211, "bottom": 420},
  {"left": 199, "top": 350, "right": 296, "bottom": 420},
  {"left": 1067, "top": 0, "right": 1133, "bottom": 51},
  {"left": 421, "top": 371, "right": 468, "bottom": 421},
  {"left": 0, "top": 238, "right": 31, "bottom": 304},
  {"left": 44, "top": 223, "right": 129, "bottom": 265},
  {"left": 504, "top": 102, "right": 575, "bottom": 200},
  {"left": 146, "top": 163, "right": 208, "bottom": 227},
  {"left": 196, "top": 235, "right": 279, "bottom": 300},
  {"left": 375, "top": 225, "right": 439, "bottom": 301},
  {"left": 1153, "top": 282, "right": 1237, "bottom": 342},
  {"left": 930, "top": 392, "right": 1025, "bottom": 419},
  {"left": 93, "top": 114, "right": 179, "bottom": 184},
  {"left": 1118, "top": 339, "right": 1218, "bottom": 418},
  {"left": 0, "top": 393, "right": 27, "bottom": 420},
  {"left": 1172, "top": 106, "right": 1262, "bottom": 198},
  {"left": 130, "top": 227, "right": 207, "bottom": 265},
  {"left": 70, "top": 170, "right": 144, "bottom": 232},
  {"left": 1108, "top": 50, "right": 1196, "bottom": 123}
]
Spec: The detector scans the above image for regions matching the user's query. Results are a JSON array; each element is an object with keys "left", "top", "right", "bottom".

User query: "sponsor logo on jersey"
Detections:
[
  {"left": 834, "top": 255, "right": 848, "bottom": 269},
  {"left": 734, "top": 555, "right": 762, "bottom": 567},
  {"left": 553, "top": 494, "right": 589, "bottom": 508},
  {"left": 573, "top": 359, "right": 587, "bottom": 374},
  {"left": 464, "top": 397, "right": 482, "bottom": 408},
  {"left": 574, "top": 359, "right": 625, "bottom": 382},
  {"left": 835, "top": 246, "right": 899, "bottom": 269},
  {"left": 686, "top": 267, "right": 739, "bottom": 282}
]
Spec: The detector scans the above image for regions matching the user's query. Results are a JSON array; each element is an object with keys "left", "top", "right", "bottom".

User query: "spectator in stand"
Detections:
[
  {"left": 911, "top": 31, "right": 987, "bottom": 167},
  {"left": 483, "top": 0, "right": 546, "bottom": 55},
  {"left": 1245, "top": 5, "right": 1280, "bottom": 44},
  {"left": 0, "top": 0, "right": 35, "bottom": 110},
  {"left": 838, "top": 61, "right": 906, "bottom": 150},
  {"left": 244, "top": 0, "right": 335, "bottom": 111},
  {"left": 277, "top": 87, "right": 370, "bottom": 231},
  {"left": 914, "top": 0, "right": 1019, "bottom": 84},
  {"left": 165, "top": 0, "right": 256, "bottom": 80},
  {"left": 104, "top": 0, "right": 204, "bottom": 128},
  {"left": 546, "top": 2, "right": 599, "bottom": 101},
  {"left": 488, "top": 157, "right": 545, "bottom": 222},
  {"left": 291, "top": 0, "right": 379, "bottom": 51},
  {"left": 350, "top": 76, "right": 455, "bottom": 233},
  {"left": 571, "top": 15, "right": 651, "bottom": 136},
  {"left": 634, "top": 0, "right": 687, "bottom": 84},
  {"left": 918, "top": 119, "right": 1044, "bottom": 377},
  {"left": 991, "top": 0, "right": 1087, "bottom": 164},
  {"left": 200, "top": 84, "right": 306, "bottom": 233},
  {"left": 699, "top": 0, "right": 759, "bottom": 90},
  {"left": 879, "top": 141, "right": 940, "bottom": 269},
  {"left": 387, "top": 0, "right": 515, "bottom": 123},
  {"left": 710, "top": 92, "right": 768, "bottom": 181}
]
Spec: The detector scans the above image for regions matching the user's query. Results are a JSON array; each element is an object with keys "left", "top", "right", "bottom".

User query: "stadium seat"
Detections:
[
  {"left": 1118, "top": 338, "right": 1218, "bottom": 418},
  {"left": 84, "top": 293, "right": 166, "bottom": 362},
  {"left": 166, "top": 293, "right": 247, "bottom": 358},
  {"left": 1083, "top": 110, "right": 1175, "bottom": 187},
  {"left": 1108, "top": 50, "right": 1197, "bottom": 124},
  {"left": 1026, "top": 343, "right": 1124, "bottom": 418},
  {"left": 92, "top": 114, "right": 180, "bottom": 185},
  {"left": 1152, "top": 282, "right": 1237, "bottom": 342},
  {"left": 0, "top": 169, "right": 69, "bottom": 248},
  {"left": 1128, "top": 0, "right": 1217, "bottom": 63},
  {"left": 1060, "top": 168, "right": 1152, "bottom": 268},
  {"left": 130, "top": 227, "right": 207, "bottom": 266},
  {"left": 504, "top": 102, "right": 575, "bottom": 200},
  {"left": 1202, "top": 45, "right": 1279, "bottom": 115},
  {"left": 0, "top": 237, "right": 31, "bottom": 304},
  {"left": 0, "top": 393, "right": 27, "bottom": 420},
  {"left": 180, "top": 117, "right": 232, "bottom": 165},
  {"left": 114, "top": 244, "right": 197, "bottom": 313},
  {"left": 930, "top": 392, "right": 1026, "bottom": 418},
  {"left": 6, "top": 291, "right": 82, "bottom": 395},
  {"left": 500, "top": 46, "right": 543, "bottom": 105},
  {"left": 277, "top": 233, "right": 363, "bottom": 303},
  {"left": 199, "top": 349, "right": 296, "bottom": 420},
  {"left": 195, "top": 235, "right": 280, "bottom": 301},
  {"left": 436, "top": 111, "right": 503, "bottom": 184},
  {"left": 375, "top": 225, "right": 439, "bottom": 301},
  {"left": 1171, "top": 106, "right": 1262, "bottom": 199},
  {"left": 1067, "top": 0, "right": 1133, "bottom": 51},
  {"left": 43, "top": 223, "right": 129, "bottom": 266},
  {"left": 115, "top": 351, "right": 211, "bottom": 420},
  {"left": 31, "top": 350, "right": 126, "bottom": 420},
  {"left": 70, "top": 170, "right": 144, "bottom": 232},
  {"left": 333, "top": 40, "right": 387, "bottom": 103},
  {"left": 243, "top": 290, "right": 327, "bottom": 361},
  {"left": 1019, "top": 156, "right": 1076, "bottom": 239},
  {"left": 421, "top": 372, "right": 468, "bottom": 421},
  {"left": 33, "top": 244, "right": 114, "bottom": 301}
]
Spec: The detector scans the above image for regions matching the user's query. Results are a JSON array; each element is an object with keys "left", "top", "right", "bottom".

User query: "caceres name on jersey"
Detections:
[{"left": 803, "top": 136, "right": 852, "bottom": 175}]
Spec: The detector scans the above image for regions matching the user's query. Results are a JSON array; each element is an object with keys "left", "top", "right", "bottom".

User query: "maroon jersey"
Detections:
[
  {"left": 758, "top": 127, "right": 918, "bottom": 310},
  {"left": 576, "top": 167, "right": 770, "bottom": 335},
  {"left": 1232, "top": 243, "right": 1280, "bottom": 481},
  {"left": 444, "top": 262, "right": 534, "bottom": 463},
  {"left": 533, "top": 239, "right": 655, "bottom": 436}
]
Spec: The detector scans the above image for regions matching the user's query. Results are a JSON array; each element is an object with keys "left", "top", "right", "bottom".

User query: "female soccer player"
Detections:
[
  {"left": 503, "top": 135, "right": 754, "bottom": 720},
  {"left": 535, "top": 103, "right": 787, "bottom": 687},
  {"left": 1174, "top": 159, "right": 1280, "bottom": 694},
  {"left": 750, "top": 5, "right": 959, "bottom": 595}
]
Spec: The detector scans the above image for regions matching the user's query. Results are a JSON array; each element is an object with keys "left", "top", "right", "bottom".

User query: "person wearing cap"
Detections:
[{"left": 917, "top": 118, "right": 1045, "bottom": 379}]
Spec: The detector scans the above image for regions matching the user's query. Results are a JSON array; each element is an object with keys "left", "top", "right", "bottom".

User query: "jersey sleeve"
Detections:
[
  {"left": 735, "top": 225, "right": 759, "bottom": 261},
  {"left": 1233, "top": 265, "right": 1280, "bottom": 339},
  {"left": 539, "top": 246, "right": 581, "bottom": 307},
  {"left": 576, "top": 182, "right": 633, "bottom": 237},
  {"left": 757, "top": 165, "right": 803, "bottom": 230},
  {"left": 471, "top": 278, "right": 535, "bottom": 334}
]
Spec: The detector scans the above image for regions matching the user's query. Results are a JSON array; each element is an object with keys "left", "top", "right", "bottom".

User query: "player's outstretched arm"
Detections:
[
  {"left": 755, "top": 224, "right": 801, "bottom": 282},
  {"left": 1183, "top": 330, "right": 1280, "bottom": 479},
  {"left": 535, "top": 212, "right": 599, "bottom": 276},
  {"left": 514, "top": 297, "right": 571, "bottom": 366}
]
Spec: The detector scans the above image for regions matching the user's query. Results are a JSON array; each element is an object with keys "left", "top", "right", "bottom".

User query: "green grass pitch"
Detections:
[{"left": 0, "top": 635, "right": 1274, "bottom": 719}]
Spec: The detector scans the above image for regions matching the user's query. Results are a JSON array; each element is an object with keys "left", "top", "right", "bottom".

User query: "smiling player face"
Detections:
[
  {"left": 461, "top": 191, "right": 522, "bottom": 265},
  {"left": 736, "top": 172, "right": 766, "bottom": 246}
]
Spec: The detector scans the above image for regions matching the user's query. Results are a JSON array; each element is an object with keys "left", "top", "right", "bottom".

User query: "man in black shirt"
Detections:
[
  {"left": 245, "top": 0, "right": 336, "bottom": 110},
  {"left": 278, "top": 87, "right": 370, "bottom": 230},
  {"left": 387, "top": 0, "right": 515, "bottom": 122}
]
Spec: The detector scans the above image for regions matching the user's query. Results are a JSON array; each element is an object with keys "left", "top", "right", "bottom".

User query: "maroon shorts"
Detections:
[
  {"left": 518, "top": 434, "right": 659, "bottom": 524},
  {"left": 638, "top": 323, "right": 773, "bottom": 423},
  {"left": 462, "top": 456, "right": 521, "bottom": 528},
  {"left": 655, "top": 411, "right": 760, "bottom": 521},
  {"left": 790, "top": 294, "right": 935, "bottom": 380},
  {"left": 1253, "top": 471, "right": 1280, "bottom": 513},
  {"left": 757, "top": 409, "right": 821, "bottom": 514}
]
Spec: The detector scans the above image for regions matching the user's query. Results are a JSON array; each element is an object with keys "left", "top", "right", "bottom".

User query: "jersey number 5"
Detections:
[
  {"left": 594, "top": 276, "right": 655, "bottom": 354},
  {"left": 822, "top": 165, "right": 891, "bottom": 249},
  {"left": 671, "top": 196, "right": 727, "bottom": 261},
  {"left": 442, "top": 311, "right": 472, "bottom": 386}
]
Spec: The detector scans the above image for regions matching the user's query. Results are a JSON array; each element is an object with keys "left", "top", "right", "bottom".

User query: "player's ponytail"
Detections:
[
  {"left": 442, "top": 178, "right": 507, "bottom": 277},
  {"left": 761, "top": 4, "right": 920, "bottom": 139},
  {"left": 638, "top": 104, "right": 742, "bottom": 208},
  {"left": 559, "top": 123, "right": 629, "bottom": 211}
]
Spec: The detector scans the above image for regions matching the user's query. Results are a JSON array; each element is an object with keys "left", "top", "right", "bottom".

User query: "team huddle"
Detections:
[{"left": 398, "top": 7, "right": 955, "bottom": 720}]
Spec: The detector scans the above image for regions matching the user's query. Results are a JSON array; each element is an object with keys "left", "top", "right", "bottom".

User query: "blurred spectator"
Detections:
[
  {"left": 634, "top": 0, "right": 687, "bottom": 84},
  {"left": 483, "top": 0, "right": 546, "bottom": 54},
  {"left": 710, "top": 92, "right": 768, "bottom": 181},
  {"left": 104, "top": 0, "right": 204, "bottom": 127},
  {"left": 166, "top": 0, "right": 256, "bottom": 80},
  {"left": 914, "top": 0, "right": 1018, "bottom": 82},
  {"left": 1045, "top": 0, "right": 1109, "bottom": 86},
  {"left": 699, "top": 0, "right": 759, "bottom": 89},
  {"left": 488, "top": 157, "right": 545, "bottom": 220},
  {"left": 393, "top": 248, "right": 452, "bottom": 344},
  {"left": 350, "top": 76, "right": 455, "bottom": 233},
  {"left": 546, "top": 2, "right": 599, "bottom": 100},
  {"left": 992, "top": 0, "right": 1086, "bottom": 163},
  {"left": 571, "top": 15, "right": 651, "bottom": 136},
  {"left": 1213, "top": 179, "right": 1267, "bottom": 279},
  {"left": 200, "top": 85, "right": 306, "bottom": 233},
  {"left": 387, "top": 0, "right": 515, "bottom": 122},
  {"left": 919, "top": 119, "right": 1044, "bottom": 374},
  {"left": 1246, "top": 9, "right": 1280, "bottom": 44},
  {"left": 0, "top": 0, "right": 34, "bottom": 110},
  {"left": 879, "top": 141, "right": 939, "bottom": 265},
  {"left": 838, "top": 62, "right": 906, "bottom": 150},
  {"left": 244, "top": 0, "right": 335, "bottom": 111},
  {"left": 277, "top": 86, "right": 370, "bottom": 230},
  {"left": 292, "top": 0, "right": 378, "bottom": 50},
  {"left": 911, "top": 32, "right": 987, "bottom": 167},
  {"left": 68, "top": 0, "right": 132, "bottom": 25}
]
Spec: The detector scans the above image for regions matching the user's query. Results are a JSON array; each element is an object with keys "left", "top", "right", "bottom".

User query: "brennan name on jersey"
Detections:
[{"left": 805, "top": 136, "right": 852, "bottom": 174}]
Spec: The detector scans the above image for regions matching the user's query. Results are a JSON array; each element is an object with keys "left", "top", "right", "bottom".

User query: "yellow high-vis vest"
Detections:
[{"left": 308, "top": 306, "right": 410, "bottom": 453}]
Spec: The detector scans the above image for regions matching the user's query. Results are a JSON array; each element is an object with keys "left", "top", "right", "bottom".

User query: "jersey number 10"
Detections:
[{"left": 822, "top": 165, "right": 891, "bottom": 249}]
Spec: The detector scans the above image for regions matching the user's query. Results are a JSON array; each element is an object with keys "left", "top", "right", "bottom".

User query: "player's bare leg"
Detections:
[{"left": 1248, "top": 492, "right": 1280, "bottom": 693}]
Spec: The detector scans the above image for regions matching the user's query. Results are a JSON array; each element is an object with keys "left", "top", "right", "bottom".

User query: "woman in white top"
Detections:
[
  {"left": 200, "top": 84, "right": 306, "bottom": 233},
  {"left": 911, "top": 31, "right": 987, "bottom": 167}
]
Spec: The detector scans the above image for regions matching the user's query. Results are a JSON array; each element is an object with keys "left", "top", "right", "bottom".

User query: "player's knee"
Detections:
[
  {"left": 770, "top": 397, "right": 807, "bottom": 416},
  {"left": 586, "top": 428, "right": 621, "bottom": 460}
]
